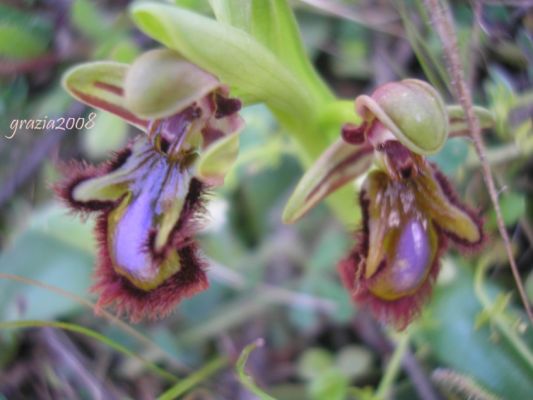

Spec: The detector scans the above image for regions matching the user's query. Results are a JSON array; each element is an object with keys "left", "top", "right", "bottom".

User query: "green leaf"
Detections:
[
  {"left": 196, "top": 130, "right": 242, "bottom": 186},
  {"left": 108, "top": 38, "right": 140, "bottom": 63},
  {"left": 309, "top": 368, "right": 349, "bottom": 400},
  {"left": 173, "top": 0, "right": 212, "bottom": 13},
  {"left": 297, "top": 348, "right": 334, "bottom": 381},
  {"left": 335, "top": 346, "right": 373, "bottom": 380},
  {"left": 208, "top": 0, "right": 250, "bottom": 31},
  {"left": 71, "top": 0, "right": 109, "bottom": 41},
  {"left": 418, "top": 261, "right": 533, "bottom": 399},
  {"left": 331, "top": 22, "right": 372, "bottom": 80},
  {"left": 282, "top": 138, "right": 373, "bottom": 223},
  {"left": 526, "top": 271, "right": 533, "bottom": 304},
  {"left": 429, "top": 137, "right": 469, "bottom": 176},
  {"left": 397, "top": 2, "right": 450, "bottom": 96},
  {"left": 487, "top": 192, "right": 526, "bottom": 228},
  {"left": 130, "top": 3, "right": 317, "bottom": 117},
  {"left": 62, "top": 61, "right": 149, "bottom": 131},
  {"left": 209, "top": 0, "right": 332, "bottom": 102},
  {"left": 0, "top": 205, "right": 95, "bottom": 322},
  {"left": 0, "top": 5, "right": 52, "bottom": 59}
]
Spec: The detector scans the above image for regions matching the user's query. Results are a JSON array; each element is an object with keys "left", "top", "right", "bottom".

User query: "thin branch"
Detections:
[
  {"left": 467, "top": 1, "right": 483, "bottom": 92},
  {"left": 0, "top": 273, "right": 189, "bottom": 373},
  {"left": 423, "top": 0, "right": 533, "bottom": 324}
]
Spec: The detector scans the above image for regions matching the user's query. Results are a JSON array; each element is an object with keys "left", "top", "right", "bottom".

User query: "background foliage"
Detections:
[{"left": 0, "top": 1, "right": 532, "bottom": 399}]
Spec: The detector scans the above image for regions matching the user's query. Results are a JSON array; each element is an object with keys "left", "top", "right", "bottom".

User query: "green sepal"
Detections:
[
  {"left": 72, "top": 139, "right": 151, "bottom": 203},
  {"left": 196, "top": 129, "right": 242, "bottom": 186},
  {"left": 355, "top": 79, "right": 448, "bottom": 155},
  {"left": 282, "top": 139, "right": 373, "bottom": 224},
  {"left": 62, "top": 61, "right": 148, "bottom": 131},
  {"left": 124, "top": 48, "right": 221, "bottom": 119}
]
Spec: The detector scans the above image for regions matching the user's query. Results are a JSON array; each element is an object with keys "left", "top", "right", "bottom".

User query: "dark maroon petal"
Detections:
[
  {"left": 70, "top": 87, "right": 149, "bottom": 130},
  {"left": 377, "top": 140, "right": 421, "bottom": 180},
  {"left": 214, "top": 92, "right": 242, "bottom": 119},
  {"left": 341, "top": 122, "right": 367, "bottom": 145}
]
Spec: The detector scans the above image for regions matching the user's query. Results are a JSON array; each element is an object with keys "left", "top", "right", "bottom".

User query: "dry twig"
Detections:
[{"left": 423, "top": 0, "right": 533, "bottom": 324}]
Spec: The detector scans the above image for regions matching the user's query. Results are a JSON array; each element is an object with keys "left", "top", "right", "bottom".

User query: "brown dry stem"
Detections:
[{"left": 423, "top": 0, "right": 533, "bottom": 324}]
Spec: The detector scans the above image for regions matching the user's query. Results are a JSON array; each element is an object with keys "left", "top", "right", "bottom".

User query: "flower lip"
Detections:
[
  {"left": 55, "top": 135, "right": 212, "bottom": 321},
  {"left": 339, "top": 158, "right": 484, "bottom": 328},
  {"left": 367, "top": 216, "right": 438, "bottom": 301}
]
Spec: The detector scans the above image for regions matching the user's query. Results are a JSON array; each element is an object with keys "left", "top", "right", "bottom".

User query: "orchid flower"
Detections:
[
  {"left": 283, "top": 79, "right": 494, "bottom": 329},
  {"left": 55, "top": 49, "right": 244, "bottom": 322}
]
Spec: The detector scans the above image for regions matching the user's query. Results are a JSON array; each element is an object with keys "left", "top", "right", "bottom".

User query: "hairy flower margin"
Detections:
[
  {"left": 55, "top": 49, "right": 244, "bottom": 322},
  {"left": 284, "top": 79, "right": 493, "bottom": 329}
]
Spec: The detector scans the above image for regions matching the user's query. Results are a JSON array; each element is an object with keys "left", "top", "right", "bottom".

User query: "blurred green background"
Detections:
[{"left": 0, "top": 1, "right": 532, "bottom": 399}]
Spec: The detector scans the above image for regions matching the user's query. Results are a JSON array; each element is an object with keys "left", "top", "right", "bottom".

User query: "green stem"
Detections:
[
  {"left": 236, "top": 339, "right": 277, "bottom": 400},
  {"left": 0, "top": 272, "right": 189, "bottom": 372},
  {"left": 0, "top": 319, "right": 178, "bottom": 383},
  {"left": 157, "top": 356, "right": 228, "bottom": 400},
  {"left": 375, "top": 332, "right": 410, "bottom": 400},
  {"left": 474, "top": 260, "right": 533, "bottom": 372}
]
